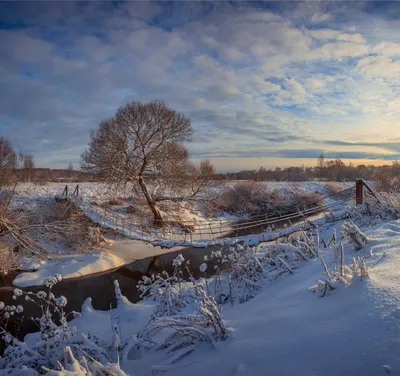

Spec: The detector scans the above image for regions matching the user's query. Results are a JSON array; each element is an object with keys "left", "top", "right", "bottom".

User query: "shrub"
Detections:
[
  {"left": 127, "top": 202, "right": 152, "bottom": 220},
  {"left": 310, "top": 241, "right": 369, "bottom": 297},
  {"left": 341, "top": 220, "right": 369, "bottom": 250},
  {"left": 108, "top": 198, "right": 125, "bottom": 206},
  {"left": 324, "top": 182, "right": 343, "bottom": 196},
  {"left": 0, "top": 242, "right": 16, "bottom": 275},
  {"left": 127, "top": 204, "right": 136, "bottom": 213},
  {"left": 224, "top": 182, "right": 323, "bottom": 216},
  {"left": 33, "top": 176, "right": 48, "bottom": 186},
  {"left": 37, "top": 201, "right": 110, "bottom": 253},
  {"left": 0, "top": 276, "right": 127, "bottom": 375}
]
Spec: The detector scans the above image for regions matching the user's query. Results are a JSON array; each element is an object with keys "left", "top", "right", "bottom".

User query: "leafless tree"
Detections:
[
  {"left": 0, "top": 137, "right": 17, "bottom": 186},
  {"left": 23, "top": 154, "right": 35, "bottom": 183},
  {"left": 317, "top": 153, "right": 325, "bottom": 179},
  {"left": 67, "top": 162, "right": 74, "bottom": 182},
  {"left": 82, "top": 101, "right": 216, "bottom": 225},
  {"left": 17, "top": 151, "right": 36, "bottom": 183}
]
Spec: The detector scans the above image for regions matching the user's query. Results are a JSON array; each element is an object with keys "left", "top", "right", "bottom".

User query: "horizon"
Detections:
[
  {"left": 1, "top": 1, "right": 400, "bottom": 171},
  {"left": 18, "top": 157, "right": 399, "bottom": 174}
]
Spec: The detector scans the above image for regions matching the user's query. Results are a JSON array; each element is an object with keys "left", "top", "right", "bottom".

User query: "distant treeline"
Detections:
[
  {"left": 216, "top": 157, "right": 400, "bottom": 185},
  {"left": 15, "top": 168, "right": 96, "bottom": 183},
  {"left": 11, "top": 160, "right": 400, "bottom": 187}
]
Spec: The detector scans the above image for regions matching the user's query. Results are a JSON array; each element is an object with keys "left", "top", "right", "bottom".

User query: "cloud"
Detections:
[
  {"left": 320, "top": 140, "right": 400, "bottom": 153},
  {"left": 356, "top": 55, "right": 400, "bottom": 78},
  {"left": 0, "top": 1, "right": 400, "bottom": 169},
  {"left": 190, "top": 148, "right": 400, "bottom": 162}
]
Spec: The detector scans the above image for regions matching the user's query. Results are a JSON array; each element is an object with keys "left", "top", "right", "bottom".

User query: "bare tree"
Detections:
[
  {"left": 317, "top": 153, "right": 325, "bottom": 179},
  {"left": 0, "top": 137, "right": 17, "bottom": 186},
  {"left": 17, "top": 151, "right": 35, "bottom": 183},
  {"left": 82, "top": 101, "right": 215, "bottom": 225},
  {"left": 67, "top": 162, "right": 74, "bottom": 182},
  {"left": 23, "top": 154, "right": 35, "bottom": 183}
]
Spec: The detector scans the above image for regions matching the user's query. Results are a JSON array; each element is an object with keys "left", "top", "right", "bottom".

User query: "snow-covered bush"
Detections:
[
  {"left": 352, "top": 254, "right": 369, "bottom": 280},
  {"left": 345, "top": 200, "right": 400, "bottom": 226},
  {"left": 212, "top": 239, "right": 318, "bottom": 305},
  {"left": 132, "top": 254, "right": 230, "bottom": 363},
  {"left": 225, "top": 246, "right": 264, "bottom": 304},
  {"left": 342, "top": 220, "right": 369, "bottom": 250},
  {"left": 136, "top": 285, "right": 228, "bottom": 361},
  {"left": 0, "top": 275, "right": 126, "bottom": 375},
  {"left": 310, "top": 242, "right": 369, "bottom": 297},
  {"left": 41, "top": 346, "right": 128, "bottom": 376},
  {"left": 310, "top": 244, "right": 353, "bottom": 297},
  {"left": 284, "top": 229, "right": 319, "bottom": 258},
  {"left": 137, "top": 254, "right": 195, "bottom": 317}
]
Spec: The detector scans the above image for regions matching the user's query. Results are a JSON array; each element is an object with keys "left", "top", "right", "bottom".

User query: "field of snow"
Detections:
[{"left": 4, "top": 203, "right": 399, "bottom": 375}]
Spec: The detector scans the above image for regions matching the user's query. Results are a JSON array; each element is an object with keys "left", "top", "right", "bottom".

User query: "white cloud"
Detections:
[
  {"left": 373, "top": 41, "right": 400, "bottom": 56},
  {"left": 0, "top": 2, "right": 400, "bottom": 168},
  {"left": 337, "top": 33, "right": 366, "bottom": 44},
  {"left": 356, "top": 56, "right": 400, "bottom": 78}
]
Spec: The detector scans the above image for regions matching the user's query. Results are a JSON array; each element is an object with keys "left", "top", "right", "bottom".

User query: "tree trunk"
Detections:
[{"left": 138, "top": 175, "right": 164, "bottom": 226}]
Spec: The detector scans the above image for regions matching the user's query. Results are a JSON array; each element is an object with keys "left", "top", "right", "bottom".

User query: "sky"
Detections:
[{"left": 0, "top": 1, "right": 400, "bottom": 171}]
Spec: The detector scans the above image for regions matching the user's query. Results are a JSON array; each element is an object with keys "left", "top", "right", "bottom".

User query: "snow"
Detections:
[
  {"left": 4, "top": 195, "right": 400, "bottom": 375},
  {"left": 12, "top": 181, "right": 400, "bottom": 375},
  {"left": 126, "top": 226, "right": 394, "bottom": 375},
  {"left": 13, "top": 251, "right": 126, "bottom": 287},
  {"left": 44, "top": 217, "right": 400, "bottom": 375}
]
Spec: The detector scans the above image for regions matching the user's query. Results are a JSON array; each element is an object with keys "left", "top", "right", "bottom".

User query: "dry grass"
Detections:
[
  {"left": 126, "top": 195, "right": 153, "bottom": 218},
  {"left": 163, "top": 220, "right": 196, "bottom": 233},
  {"left": 325, "top": 182, "right": 343, "bottom": 196},
  {"left": 108, "top": 198, "right": 125, "bottom": 206},
  {"left": 374, "top": 172, "right": 400, "bottom": 193},
  {"left": 224, "top": 182, "right": 323, "bottom": 216},
  {"left": 0, "top": 197, "right": 112, "bottom": 275},
  {"left": 37, "top": 201, "right": 111, "bottom": 252},
  {"left": 0, "top": 184, "right": 114, "bottom": 275},
  {"left": 0, "top": 191, "right": 48, "bottom": 261},
  {"left": 0, "top": 241, "right": 16, "bottom": 275}
]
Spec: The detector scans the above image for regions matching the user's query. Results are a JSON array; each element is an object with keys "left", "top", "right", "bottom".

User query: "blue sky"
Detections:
[{"left": 0, "top": 1, "right": 400, "bottom": 171}]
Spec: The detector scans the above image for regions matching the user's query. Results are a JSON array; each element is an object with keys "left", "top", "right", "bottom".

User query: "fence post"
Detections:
[{"left": 356, "top": 179, "right": 364, "bottom": 205}]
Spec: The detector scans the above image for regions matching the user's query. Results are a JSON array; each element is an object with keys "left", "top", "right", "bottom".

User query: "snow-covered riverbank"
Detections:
[{"left": 3, "top": 200, "right": 400, "bottom": 375}]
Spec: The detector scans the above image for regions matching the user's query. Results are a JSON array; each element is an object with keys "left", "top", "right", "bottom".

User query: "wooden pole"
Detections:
[{"left": 356, "top": 179, "right": 364, "bottom": 205}]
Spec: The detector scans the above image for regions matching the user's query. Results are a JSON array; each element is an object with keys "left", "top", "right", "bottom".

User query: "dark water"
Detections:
[{"left": 0, "top": 244, "right": 224, "bottom": 352}]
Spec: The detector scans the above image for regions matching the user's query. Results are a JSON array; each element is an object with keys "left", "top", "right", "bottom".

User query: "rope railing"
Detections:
[
  {"left": 65, "top": 193, "right": 348, "bottom": 244},
  {"left": 73, "top": 184, "right": 356, "bottom": 231}
]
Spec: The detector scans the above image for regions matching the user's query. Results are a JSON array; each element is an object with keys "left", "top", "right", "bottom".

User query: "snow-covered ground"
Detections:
[
  {"left": 13, "top": 252, "right": 126, "bottom": 288},
  {"left": 72, "top": 218, "right": 400, "bottom": 374},
  {"left": 3, "top": 198, "right": 400, "bottom": 375},
  {"left": 7, "top": 181, "right": 353, "bottom": 287}
]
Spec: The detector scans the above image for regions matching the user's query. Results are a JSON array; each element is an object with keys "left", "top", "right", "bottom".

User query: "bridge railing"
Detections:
[{"left": 64, "top": 193, "right": 348, "bottom": 247}]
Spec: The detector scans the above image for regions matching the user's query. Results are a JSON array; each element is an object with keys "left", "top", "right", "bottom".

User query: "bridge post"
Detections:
[
  {"left": 73, "top": 184, "right": 79, "bottom": 196},
  {"left": 356, "top": 179, "right": 364, "bottom": 205}
]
